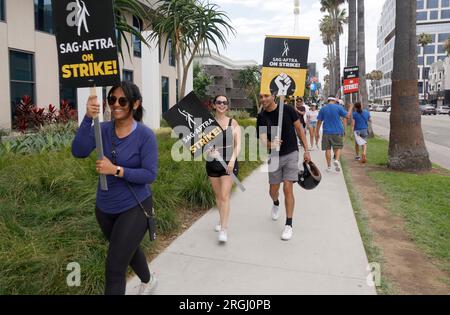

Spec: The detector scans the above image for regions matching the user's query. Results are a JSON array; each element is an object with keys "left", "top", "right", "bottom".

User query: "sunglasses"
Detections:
[
  {"left": 215, "top": 101, "right": 229, "bottom": 106},
  {"left": 108, "top": 96, "right": 129, "bottom": 107}
]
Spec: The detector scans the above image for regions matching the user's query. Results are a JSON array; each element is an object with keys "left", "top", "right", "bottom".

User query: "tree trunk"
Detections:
[
  {"left": 330, "top": 43, "right": 336, "bottom": 95},
  {"left": 334, "top": 31, "right": 341, "bottom": 97},
  {"left": 346, "top": 0, "right": 357, "bottom": 104},
  {"left": 357, "top": 0, "right": 372, "bottom": 137},
  {"left": 389, "top": 0, "right": 431, "bottom": 171}
]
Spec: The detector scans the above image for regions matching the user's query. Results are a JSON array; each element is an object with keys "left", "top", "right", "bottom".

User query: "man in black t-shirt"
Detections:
[{"left": 257, "top": 94, "right": 311, "bottom": 241}]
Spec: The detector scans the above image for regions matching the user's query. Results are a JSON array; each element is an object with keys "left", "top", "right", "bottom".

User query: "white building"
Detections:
[
  {"left": 376, "top": 0, "right": 450, "bottom": 106},
  {"left": 0, "top": 0, "right": 192, "bottom": 131},
  {"left": 428, "top": 57, "right": 450, "bottom": 105}
]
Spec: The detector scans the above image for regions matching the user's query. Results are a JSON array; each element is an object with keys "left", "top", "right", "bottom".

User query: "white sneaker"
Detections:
[
  {"left": 137, "top": 272, "right": 158, "bottom": 295},
  {"left": 326, "top": 166, "right": 333, "bottom": 173},
  {"left": 334, "top": 160, "right": 341, "bottom": 172},
  {"left": 214, "top": 224, "right": 221, "bottom": 232},
  {"left": 281, "top": 225, "right": 293, "bottom": 241},
  {"left": 218, "top": 230, "right": 228, "bottom": 243},
  {"left": 271, "top": 204, "right": 280, "bottom": 221}
]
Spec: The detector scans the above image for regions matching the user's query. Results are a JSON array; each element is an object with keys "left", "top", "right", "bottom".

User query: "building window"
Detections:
[
  {"left": 60, "top": 87, "right": 78, "bottom": 110},
  {"left": 162, "top": 76, "right": 169, "bottom": 114},
  {"left": 417, "top": 11, "right": 428, "bottom": 21},
  {"left": 123, "top": 69, "right": 134, "bottom": 82},
  {"left": 133, "top": 16, "right": 142, "bottom": 58},
  {"left": 168, "top": 38, "right": 176, "bottom": 67},
  {"left": 426, "top": 56, "right": 435, "bottom": 65},
  {"left": 443, "top": 0, "right": 450, "bottom": 7},
  {"left": 34, "top": 0, "right": 53, "bottom": 34},
  {"left": 417, "top": 0, "right": 425, "bottom": 10},
  {"left": 430, "top": 10, "right": 439, "bottom": 20},
  {"left": 423, "top": 45, "right": 435, "bottom": 55},
  {"left": 0, "top": 0, "right": 5, "bottom": 21},
  {"left": 10, "top": 50, "right": 35, "bottom": 126},
  {"left": 442, "top": 9, "right": 450, "bottom": 19},
  {"left": 427, "top": 0, "right": 439, "bottom": 9}
]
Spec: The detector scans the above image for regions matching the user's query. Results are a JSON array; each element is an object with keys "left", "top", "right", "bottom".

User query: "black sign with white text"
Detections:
[
  {"left": 163, "top": 92, "right": 224, "bottom": 158},
  {"left": 52, "top": 0, "right": 120, "bottom": 88}
]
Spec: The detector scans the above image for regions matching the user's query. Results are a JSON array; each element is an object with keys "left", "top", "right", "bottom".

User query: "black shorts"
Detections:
[{"left": 206, "top": 160, "right": 239, "bottom": 178}]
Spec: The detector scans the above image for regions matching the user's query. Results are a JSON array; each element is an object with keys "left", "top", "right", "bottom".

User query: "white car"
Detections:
[{"left": 437, "top": 106, "right": 450, "bottom": 115}]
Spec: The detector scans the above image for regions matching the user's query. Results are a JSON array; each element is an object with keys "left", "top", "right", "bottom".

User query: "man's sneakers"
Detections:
[
  {"left": 271, "top": 204, "right": 280, "bottom": 221},
  {"left": 355, "top": 156, "right": 361, "bottom": 161},
  {"left": 136, "top": 272, "right": 158, "bottom": 295},
  {"left": 281, "top": 225, "right": 293, "bottom": 241},
  {"left": 334, "top": 160, "right": 341, "bottom": 172}
]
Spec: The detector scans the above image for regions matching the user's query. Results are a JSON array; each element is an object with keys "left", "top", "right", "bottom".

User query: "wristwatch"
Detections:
[{"left": 115, "top": 166, "right": 121, "bottom": 177}]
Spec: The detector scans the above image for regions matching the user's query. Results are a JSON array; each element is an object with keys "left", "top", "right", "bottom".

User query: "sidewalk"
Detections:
[
  {"left": 372, "top": 123, "right": 450, "bottom": 170},
  {"left": 126, "top": 149, "right": 376, "bottom": 295}
]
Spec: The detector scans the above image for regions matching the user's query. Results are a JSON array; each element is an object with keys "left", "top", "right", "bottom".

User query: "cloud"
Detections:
[{"left": 213, "top": 0, "right": 384, "bottom": 83}]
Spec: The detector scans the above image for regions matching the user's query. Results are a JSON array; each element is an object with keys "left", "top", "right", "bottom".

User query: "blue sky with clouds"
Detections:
[{"left": 213, "top": 0, "right": 385, "bottom": 83}]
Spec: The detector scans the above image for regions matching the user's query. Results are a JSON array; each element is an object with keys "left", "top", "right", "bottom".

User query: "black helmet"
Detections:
[{"left": 298, "top": 161, "right": 322, "bottom": 190}]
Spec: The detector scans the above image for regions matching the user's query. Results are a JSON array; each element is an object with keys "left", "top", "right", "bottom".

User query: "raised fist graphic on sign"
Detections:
[{"left": 275, "top": 73, "right": 292, "bottom": 96}]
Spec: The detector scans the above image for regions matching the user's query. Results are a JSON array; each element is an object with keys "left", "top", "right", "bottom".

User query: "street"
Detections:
[{"left": 370, "top": 112, "right": 450, "bottom": 169}]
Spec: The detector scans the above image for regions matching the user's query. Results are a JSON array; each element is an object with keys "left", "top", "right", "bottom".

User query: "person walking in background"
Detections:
[
  {"left": 295, "top": 97, "right": 307, "bottom": 130},
  {"left": 352, "top": 102, "right": 371, "bottom": 164},
  {"left": 72, "top": 81, "right": 158, "bottom": 295},
  {"left": 306, "top": 104, "right": 320, "bottom": 150},
  {"left": 257, "top": 93, "right": 311, "bottom": 241},
  {"left": 206, "top": 95, "right": 241, "bottom": 244},
  {"left": 316, "top": 96, "right": 353, "bottom": 173}
]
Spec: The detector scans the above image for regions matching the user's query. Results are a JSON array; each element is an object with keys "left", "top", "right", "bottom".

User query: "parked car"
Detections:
[
  {"left": 375, "top": 105, "right": 385, "bottom": 112},
  {"left": 437, "top": 105, "right": 450, "bottom": 115},
  {"left": 387, "top": 107, "right": 391, "bottom": 113},
  {"left": 420, "top": 105, "right": 437, "bottom": 115}
]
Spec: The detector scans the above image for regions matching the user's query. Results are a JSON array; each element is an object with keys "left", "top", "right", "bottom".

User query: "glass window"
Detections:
[
  {"left": 438, "top": 33, "right": 450, "bottom": 42},
  {"left": 123, "top": 69, "right": 134, "bottom": 82},
  {"left": 418, "top": 82, "right": 424, "bottom": 94},
  {"left": 60, "top": 87, "right": 78, "bottom": 110},
  {"left": 168, "top": 38, "right": 176, "bottom": 67},
  {"left": 438, "top": 45, "right": 445, "bottom": 53},
  {"left": 443, "top": 0, "right": 450, "bottom": 7},
  {"left": 34, "top": 0, "right": 53, "bottom": 34},
  {"left": 10, "top": 50, "right": 35, "bottom": 126},
  {"left": 417, "top": 0, "right": 425, "bottom": 9},
  {"left": 423, "top": 67, "right": 430, "bottom": 79},
  {"left": 133, "top": 16, "right": 142, "bottom": 58},
  {"left": 161, "top": 76, "right": 169, "bottom": 114},
  {"left": 438, "top": 55, "right": 447, "bottom": 61},
  {"left": 417, "top": 11, "right": 428, "bottom": 20},
  {"left": 0, "top": 0, "right": 5, "bottom": 21},
  {"left": 426, "top": 56, "right": 435, "bottom": 65},
  {"left": 423, "top": 45, "right": 436, "bottom": 54},
  {"left": 430, "top": 10, "right": 439, "bottom": 19},
  {"left": 442, "top": 9, "right": 450, "bottom": 19},
  {"left": 427, "top": 0, "right": 439, "bottom": 8},
  {"left": 418, "top": 56, "right": 424, "bottom": 65}
]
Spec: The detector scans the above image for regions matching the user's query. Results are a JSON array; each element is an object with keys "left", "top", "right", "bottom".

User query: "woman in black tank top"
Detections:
[{"left": 206, "top": 95, "right": 242, "bottom": 244}]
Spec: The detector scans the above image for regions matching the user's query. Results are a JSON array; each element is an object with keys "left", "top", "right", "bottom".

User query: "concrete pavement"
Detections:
[
  {"left": 371, "top": 112, "right": 450, "bottom": 170},
  {"left": 126, "top": 148, "right": 377, "bottom": 295}
]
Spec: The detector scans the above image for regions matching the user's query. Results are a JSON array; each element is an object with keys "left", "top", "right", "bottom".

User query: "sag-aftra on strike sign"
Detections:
[{"left": 52, "top": 0, "right": 120, "bottom": 88}]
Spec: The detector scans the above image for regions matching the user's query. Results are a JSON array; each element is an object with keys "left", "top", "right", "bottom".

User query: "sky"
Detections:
[{"left": 213, "top": 0, "right": 385, "bottom": 83}]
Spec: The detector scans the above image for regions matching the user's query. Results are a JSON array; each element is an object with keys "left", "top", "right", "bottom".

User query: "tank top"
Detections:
[{"left": 214, "top": 118, "right": 234, "bottom": 161}]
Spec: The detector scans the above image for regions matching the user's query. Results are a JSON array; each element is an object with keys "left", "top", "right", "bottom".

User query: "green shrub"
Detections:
[{"left": 229, "top": 110, "right": 251, "bottom": 120}]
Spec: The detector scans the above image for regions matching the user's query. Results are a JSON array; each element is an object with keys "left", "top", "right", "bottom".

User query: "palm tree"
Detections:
[
  {"left": 320, "top": 0, "right": 347, "bottom": 96},
  {"left": 418, "top": 33, "right": 433, "bottom": 101},
  {"left": 368, "top": 70, "right": 383, "bottom": 101},
  {"left": 389, "top": 0, "right": 431, "bottom": 171},
  {"left": 357, "top": 0, "right": 368, "bottom": 106},
  {"left": 149, "top": 0, "right": 235, "bottom": 99},
  {"left": 320, "top": 15, "right": 336, "bottom": 94},
  {"left": 346, "top": 0, "right": 357, "bottom": 103},
  {"left": 239, "top": 66, "right": 262, "bottom": 112}
]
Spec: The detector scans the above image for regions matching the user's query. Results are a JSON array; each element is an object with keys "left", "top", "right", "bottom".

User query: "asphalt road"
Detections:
[{"left": 370, "top": 112, "right": 450, "bottom": 169}]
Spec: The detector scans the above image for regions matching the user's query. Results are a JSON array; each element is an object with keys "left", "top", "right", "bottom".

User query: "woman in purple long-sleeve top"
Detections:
[{"left": 72, "top": 81, "right": 158, "bottom": 295}]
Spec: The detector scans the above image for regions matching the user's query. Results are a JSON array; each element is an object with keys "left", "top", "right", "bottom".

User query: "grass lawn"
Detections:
[
  {"left": 0, "top": 121, "right": 261, "bottom": 295},
  {"left": 344, "top": 134, "right": 450, "bottom": 275}
]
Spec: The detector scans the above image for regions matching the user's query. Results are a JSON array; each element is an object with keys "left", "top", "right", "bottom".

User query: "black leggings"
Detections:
[{"left": 95, "top": 197, "right": 152, "bottom": 295}]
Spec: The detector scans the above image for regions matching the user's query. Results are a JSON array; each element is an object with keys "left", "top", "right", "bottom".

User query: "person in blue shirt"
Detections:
[
  {"left": 352, "top": 102, "right": 371, "bottom": 163},
  {"left": 316, "top": 97, "right": 353, "bottom": 173},
  {"left": 72, "top": 81, "right": 158, "bottom": 295}
]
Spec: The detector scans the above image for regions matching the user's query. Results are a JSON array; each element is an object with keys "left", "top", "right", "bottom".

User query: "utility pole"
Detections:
[{"left": 294, "top": 0, "right": 300, "bottom": 35}]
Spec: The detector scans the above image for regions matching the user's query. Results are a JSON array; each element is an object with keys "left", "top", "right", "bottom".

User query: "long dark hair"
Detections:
[
  {"left": 108, "top": 81, "right": 144, "bottom": 122},
  {"left": 354, "top": 102, "right": 363, "bottom": 114}
]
